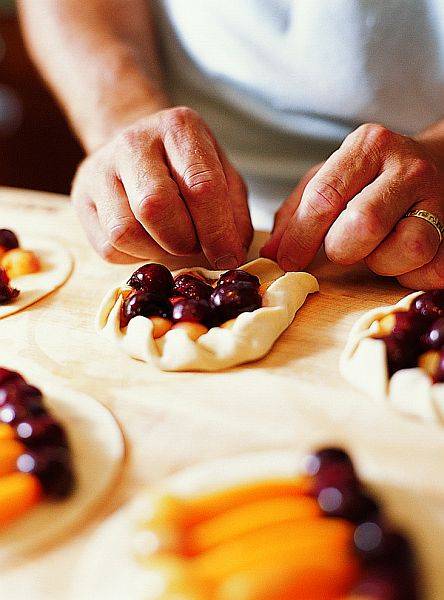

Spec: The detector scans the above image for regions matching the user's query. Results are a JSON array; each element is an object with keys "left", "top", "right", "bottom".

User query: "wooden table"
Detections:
[{"left": 1, "top": 186, "right": 443, "bottom": 599}]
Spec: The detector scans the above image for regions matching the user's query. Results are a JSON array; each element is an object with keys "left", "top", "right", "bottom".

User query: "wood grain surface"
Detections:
[{"left": 0, "top": 186, "right": 443, "bottom": 599}]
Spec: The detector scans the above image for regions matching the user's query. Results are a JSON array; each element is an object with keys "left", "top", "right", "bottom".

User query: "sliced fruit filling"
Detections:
[
  {"left": 133, "top": 448, "right": 418, "bottom": 599},
  {"left": 0, "top": 368, "right": 75, "bottom": 527}
]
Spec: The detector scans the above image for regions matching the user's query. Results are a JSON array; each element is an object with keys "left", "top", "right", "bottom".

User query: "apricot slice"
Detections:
[
  {"left": 150, "top": 317, "right": 172, "bottom": 339},
  {"left": 185, "top": 477, "right": 310, "bottom": 525},
  {"left": 172, "top": 322, "right": 208, "bottom": 341},
  {"left": 1, "top": 249, "right": 40, "bottom": 279},
  {"left": 0, "top": 439, "right": 26, "bottom": 477},
  {"left": 217, "top": 552, "right": 360, "bottom": 600},
  {"left": 0, "top": 472, "right": 42, "bottom": 527},
  {"left": 188, "top": 496, "right": 320, "bottom": 554},
  {"left": 0, "top": 423, "right": 15, "bottom": 441},
  {"left": 192, "top": 518, "right": 355, "bottom": 583}
]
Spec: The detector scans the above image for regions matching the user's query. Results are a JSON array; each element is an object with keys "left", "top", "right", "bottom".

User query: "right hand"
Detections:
[{"left": 72, "top": 106, "right": 253, "bottom": 267}]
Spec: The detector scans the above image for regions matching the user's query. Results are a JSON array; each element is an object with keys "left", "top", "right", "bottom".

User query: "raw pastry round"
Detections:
[
  {"left": 73, "top": 450, "right": 438, "bottom": 600},
  {"left": 0, "top": 383, "right": 125, "bottom": 566},
  {"left": 96, "top": 258, "right": 319, "bottom": 372},
  {"left": 0, "top": 235, "right": 73, "bottom": 320},
  {"left": 340, "top": 291, "right": 444, "bottom": 424}
]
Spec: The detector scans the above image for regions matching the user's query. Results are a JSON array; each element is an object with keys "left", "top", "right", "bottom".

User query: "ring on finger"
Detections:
[{"left": 404, "top": 209, "right": 444, "bottom": 243}]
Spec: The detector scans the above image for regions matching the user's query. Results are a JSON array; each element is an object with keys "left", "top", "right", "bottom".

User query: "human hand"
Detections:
[
  {"left": 72, "top": 107, "right": 252, "bottom": 267},
  {"left": 261, "top": 124, "right": 444, "bottom": 289}
]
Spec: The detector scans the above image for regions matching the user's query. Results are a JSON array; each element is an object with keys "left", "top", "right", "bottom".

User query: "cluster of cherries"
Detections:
[
  {"left": 0, "top": 368, "right": 75, "bottom": 498},
  {"left": 373, "top": 290, "right": 444, "bottom": 381},
  {"left": 120, "top": 263, "right": 262, "bottom": 330},
  {"left": 0, "top": 227, "right": 20, "bottom": 304},
  {"left": 304, "top": 448, "right": 418, "bottom": 599}
]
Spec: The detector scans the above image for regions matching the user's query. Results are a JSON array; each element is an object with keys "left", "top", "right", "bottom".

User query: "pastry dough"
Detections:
[
  {"left": 0, "top": 235, "right": 73, "bottom": 320},
  {"left": 0, "top": 383, "right": 125, "bottom": 566},
  {"left": 340, "top": 291, "right": 444, "bottom": 424},
  {"left": 96, "top": 258, "right": 319, "bottom": 372}
]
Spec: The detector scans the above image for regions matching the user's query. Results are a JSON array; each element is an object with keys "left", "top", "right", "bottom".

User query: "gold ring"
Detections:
[{"left": 404, "top": 209, "right": 444, "bottom": 243}]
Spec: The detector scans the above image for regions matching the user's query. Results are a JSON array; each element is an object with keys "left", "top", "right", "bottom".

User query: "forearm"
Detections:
[{"left": 18, "top": 0, "right": 169, "bottom": 152}]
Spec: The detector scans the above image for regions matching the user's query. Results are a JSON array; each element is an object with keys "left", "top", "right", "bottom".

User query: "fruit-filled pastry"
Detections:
[
  {"left": 0, "top": 228, "right": 73, "bottom": 319},
  {"left": 0, "top": 368, "right": 75, "bottom": 527},
  {"left": 96, "top": 258, "right": 318, "bottom": 371},
  {"left": 341, "top": 290, "right": 444, "bottom": 424},
  {"left": 129, "top": 448, "right": 418, "bottom": 599},
  {"left": 0, "top": 367, "right": 124, "bottom": 565}
]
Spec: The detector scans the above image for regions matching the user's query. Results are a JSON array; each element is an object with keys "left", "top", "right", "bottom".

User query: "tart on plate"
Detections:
[
  {"left": 340, "top": 290, "right": 444, "bottom": 424},
  {"left": 0, "top": 228, "right": 73, "bottom": 319},
  {"left": 96, "top": 258, "right": 318, "bottom": 371},
  {"left": 73, "top": 448, "right": 419, "bottom": 600},
  {"left": 0, "top": 367, "right": 125, "bottom": 565}
]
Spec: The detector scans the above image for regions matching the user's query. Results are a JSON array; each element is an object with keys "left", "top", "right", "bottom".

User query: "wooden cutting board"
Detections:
[{"left": 0, "top": 186, "right": 443, "bottom": 599}]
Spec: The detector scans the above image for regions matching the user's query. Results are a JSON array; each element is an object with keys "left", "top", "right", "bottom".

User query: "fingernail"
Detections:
[
  {"left": 280, "top": 256, "right": 298, "bottom": 272},
  {"left": 215, "top": 254, "right": 239, "bottom": 270}
]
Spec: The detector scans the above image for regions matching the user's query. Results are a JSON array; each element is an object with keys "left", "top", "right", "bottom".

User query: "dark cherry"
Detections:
[
  {"left": 15, "top": 414, "right": 67, "bottom": 448},
  {"left": 0, "top": 229, "right": 19, "bottom": 250},
  {"left": 422, "top": 317, "right": 444, "bottom": 350},
  {"left": 302, "top": 447, "right": 358, "bottom": 495},
  {"left": 354, "top": 525, "right": 415, "bottom": 568},
  {"left": 216, "top": 269, "right": 260, "bottom": 289},
  {"left": 380, "top": 335, "right": 419, "bottom": 377},
  {"left": 210, "top": 284, "right": 262, "bottom": 322},
  {"left": 0, "top": 282, "right": 19, "bottom": 305},
  {"left": 120, "top": 291, "right": 172, "bottom": 328},
  {"left": 317, "top": 486, "right": 379, "bottom": 523},
  {"left": 0, "top": 383, "right": 44, "bottom": 416},
  {"left": 389, "top": 311, "right": 429, "bottom": 342},
  {"left": 411, "top": 290, "right": 444, "bottom": 320},
  {"left": 0, "top": 368, "right": 25, "bottom": 386},
  {"left": 432, "top": 348, "right": 444, "bottom": 383},
  {"left": 0, "top": 401, "right": 30, "bottom": 424},
  {"left": 172, "top": 298, "right": 212, "bottom": 325},
  {"left": 0, "top": 268, "right": 9, "bottom": 286},
  {"left": 17, "top": 446, "right": 74, "bottom": 499},
  {"left": 349, "top": 565, "right": 418, "bottom": 600},
  {"left": 174, "top": 274, "right": 213, "bottom": 302},
  {"left": 127, "top": 263, "right": 174, "bottom": 296}
]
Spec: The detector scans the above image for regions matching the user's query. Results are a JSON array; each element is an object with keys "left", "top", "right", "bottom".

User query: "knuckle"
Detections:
[
  {"left": 349, "top": 205, "right": 384, "bottom": 241},
  {"left": 106, "top": 216, "right": 134, "bottom": 248},
  {"left": 305, "top": 176, "right": 346, "bottom": 221},
  {"left": 136, "top": 189, "right": 172, "bottom": 223},
  {"left": 164, "top": 106, "right": 198, "bottom": 129},
  {"left": 357, "top": 123, "right": 393, "bottom": 150},
  {"left": 404, "top": 157, "right": 436, "bottom": 182},
  {"left": 182, "top": 163, "right": 227, "bottom": 199}
]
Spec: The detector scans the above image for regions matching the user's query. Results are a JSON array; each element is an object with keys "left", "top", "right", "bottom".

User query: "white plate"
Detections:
[{"left": 73, "top": 449, "right": 444, "bottom": 600}]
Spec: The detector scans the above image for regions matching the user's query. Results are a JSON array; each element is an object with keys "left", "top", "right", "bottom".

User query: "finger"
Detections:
[
  {"left": 323, "top": 167, "right": 417, "bottom": 265},
  {"left": 72, "top": 195, "right": 137, "bottom": 264},
  {"left": 217, "top": 147, "right": 253, "bottom": 252},
  {"left": 397, "top": 240, "right": 444, "bottom": 289},
  {"left": 117, "top": 135, "right": 198, "bottom": 256},
  {"left": 366, "top": 203, "right": 442, "bottom": 276},
  {"left": 162, "top": 107, "right": 245, "bottom": 269},
  {"left": 276, "top": 125, "right": 384, "bottom": 270},
  {"left": 94, "top": 171, "right": 167, "bottom": 259},
  {"left": 260, "top": 165, "right": 321, "bottom": 260}
]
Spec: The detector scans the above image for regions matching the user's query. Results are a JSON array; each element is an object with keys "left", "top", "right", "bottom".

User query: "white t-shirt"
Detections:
[{"left": 156, "top": 0, "right": 444, "bottom": 226}]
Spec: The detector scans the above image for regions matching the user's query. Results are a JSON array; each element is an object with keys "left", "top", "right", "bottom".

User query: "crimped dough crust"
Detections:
[
  {"left": 96, "top": 258, "right": 319, "bottom": 372},
  {"left": 340, "top": 291, "right": 444, "bottom": 423}
]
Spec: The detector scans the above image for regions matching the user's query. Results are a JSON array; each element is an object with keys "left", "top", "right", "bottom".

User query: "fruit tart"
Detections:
[
  {"left": 74, "top": 448, "right": 420, "bottom": 600},
  {"left": 0, "top": 367, "right": 124, "bottom": 564},
  {"left": 340, "top": 290, "right": 444, "bottom": 424},
  {"left": 96, "top": 258, "right": 318, "bottom": 371},
  {"left": 0, "top": 228, "right": 73, "bottom": 319}
]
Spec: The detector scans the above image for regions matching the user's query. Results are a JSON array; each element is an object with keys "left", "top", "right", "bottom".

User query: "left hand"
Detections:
[{"left": 261, "top": 123, "right": 444, "bottom": 289}]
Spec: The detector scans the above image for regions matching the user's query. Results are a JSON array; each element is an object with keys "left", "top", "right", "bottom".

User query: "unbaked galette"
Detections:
[{"left": 97, "top": 258, "right": 318, "bottom": 371}]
